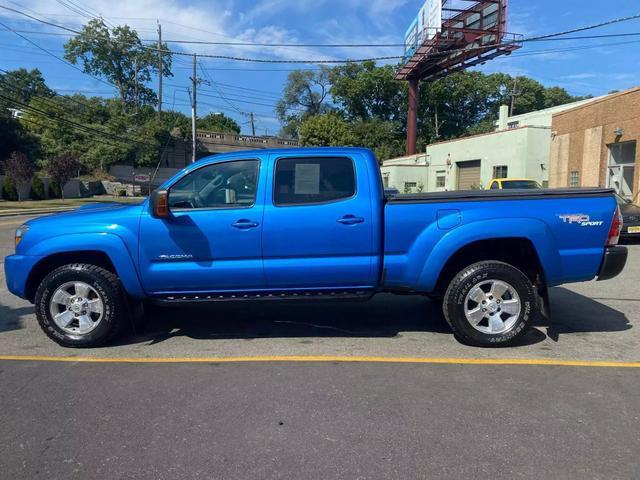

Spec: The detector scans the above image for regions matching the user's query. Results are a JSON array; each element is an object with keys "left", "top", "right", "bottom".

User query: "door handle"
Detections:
[
  {"left": 232, "top": 219, "right": 259, "bottom": 229},
  {"left": 337, "top": 215, "right": 365, "bottom": 225}
]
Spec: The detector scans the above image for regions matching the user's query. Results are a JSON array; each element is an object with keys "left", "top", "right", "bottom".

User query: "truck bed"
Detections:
[
  {"left": 382, "top": 187, "right": 618, "bottom": 292},
  {"left": 385, "top": 187, "right": 615, "bottom": 203}
]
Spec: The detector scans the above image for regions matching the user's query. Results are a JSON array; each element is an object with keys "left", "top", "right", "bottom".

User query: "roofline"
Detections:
[
  {"left": 423, "top": 124, "right": 548, "bottom": 148},
  {"left": 503, "top": 96, "right": 602, "bottom": 122},
  {"left": 553, "top": 86, "right": 640, "bottom": 118}
]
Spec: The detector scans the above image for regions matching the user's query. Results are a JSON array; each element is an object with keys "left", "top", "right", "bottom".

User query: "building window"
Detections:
[
  {"left": 608, "top": 141, "right": 636, "bottom": 200},
  {"left": 435, "top": 171, "right": 446, "bottom": 188},
  {"left": 493, "top": 165, "right": 508, "bottom": 179},
  {"left": 403, "top": 182, "right": 417, "bottom": 193},
  {"left": 507, "top": 121, "right": 519, "bottom": 129},
  {"left": 570, "top": 171, "right": 580, "bottom": 188}
]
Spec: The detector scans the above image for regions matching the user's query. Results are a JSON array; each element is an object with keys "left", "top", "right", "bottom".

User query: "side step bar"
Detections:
[{"left": 152, "top": 289, "right": 375, "bottom": 304}]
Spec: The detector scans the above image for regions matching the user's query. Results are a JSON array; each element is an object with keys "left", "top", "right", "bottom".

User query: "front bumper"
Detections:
[
  {"left": 597, "top": 246, "right": 628, "bottom": 281},
  {"left": 4, "top": 254, "right": 42, "bottom": 300}
]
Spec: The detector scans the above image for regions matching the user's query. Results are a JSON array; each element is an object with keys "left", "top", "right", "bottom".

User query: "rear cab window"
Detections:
[{"left": 273, "top": 156, "right": 356, "bottom": 206}]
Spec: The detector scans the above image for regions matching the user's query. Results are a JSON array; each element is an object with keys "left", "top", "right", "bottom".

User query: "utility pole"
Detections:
[
  {"left": 157, "top": 20, "right": 162, "bottom": 120},
  {"left": 190, "top": 54, "right": 198, "bottom": 163},
  {"left": 249, "top": 112, "right": 256, "bottom": 136},
  {"left": 134, "top": 58, "right": 138, "bottom": 113},
  {"left": 509, "top": 77, "right": 518, "bottom": 116}
]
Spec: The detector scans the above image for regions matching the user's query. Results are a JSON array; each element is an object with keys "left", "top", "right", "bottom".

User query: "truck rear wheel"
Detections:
[
  {"left": 442, "top": 261, "right": 537, "bottom": 347},
  {"left": 34, "top": 264, "right": 125, "bottom": 348}
]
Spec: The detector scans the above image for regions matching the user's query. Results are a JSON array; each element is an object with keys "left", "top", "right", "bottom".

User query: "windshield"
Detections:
[{"left": 500, "top": 180, "right": 541, "bottom": 189}]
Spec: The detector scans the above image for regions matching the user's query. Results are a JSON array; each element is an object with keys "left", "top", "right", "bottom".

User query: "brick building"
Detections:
[{"left": 549, "top": 87, "right": 640, "bottom": 202}]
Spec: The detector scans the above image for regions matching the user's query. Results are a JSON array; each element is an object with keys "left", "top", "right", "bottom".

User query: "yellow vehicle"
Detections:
[{"left": 487, "top": 178, "right": 542, "bottom": 190}]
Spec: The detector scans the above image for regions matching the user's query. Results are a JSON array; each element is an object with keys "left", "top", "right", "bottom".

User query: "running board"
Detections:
[{"left": 152, "top": 289, "right": 375, "bottom": 304}]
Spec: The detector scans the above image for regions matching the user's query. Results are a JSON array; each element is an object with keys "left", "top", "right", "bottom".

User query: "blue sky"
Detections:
[{"left": 1, "top": 0, "right": 640, "bottom": 135}]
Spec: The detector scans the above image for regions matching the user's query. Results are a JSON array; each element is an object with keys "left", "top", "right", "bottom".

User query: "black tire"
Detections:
[
  {"left": 442, "top": 261, "right": 538, "bottom": 347},
  {"left": 34, "top": 264, "right": 125, "bottom": 348}
]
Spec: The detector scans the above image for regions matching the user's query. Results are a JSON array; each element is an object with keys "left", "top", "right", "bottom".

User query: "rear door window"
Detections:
[{"left": 273, "top": 157, "right": 355, "bottom": 206}]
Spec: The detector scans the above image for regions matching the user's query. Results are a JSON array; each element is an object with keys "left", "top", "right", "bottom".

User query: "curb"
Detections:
[{"left": 0, "top": 207, "right": 75, "bottom": 217}]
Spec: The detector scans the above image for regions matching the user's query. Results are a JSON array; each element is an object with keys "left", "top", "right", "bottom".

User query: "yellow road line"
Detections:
[{"left": 0, "top": 355, "right": 639, "bottom": 368}]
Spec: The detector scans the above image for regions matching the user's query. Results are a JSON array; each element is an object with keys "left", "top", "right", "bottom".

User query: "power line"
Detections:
[
  {"left": 0, "top": 18, "right": 113, "bottom": 87},
  {"left": 197, "top": 91, "right": 281, "bottom": 109},
  {"left": 1, "top": 94, "right": 148, "bottom": 149},
  {"left": 166, "top": 81, "right": 282, "bottom": 104},
  {"left": 198, "top": 61, "right": 245, "bottom": 115},
  {"left": 1, "top": 2, "right": 638, "bottom": 65},
  {"left": 166, "top": 80, "right": 281, "bottom": 98},
  {"left": 507, "top": 38, "right": 640, "bottom": 58},
  {"left": 5, "top": 26, "right": 640, "bottom": 45},
  {"left": 18, "top": 115, "right": 148, "bottom": 149},
  {"left": 0, "top": 70, "right": 160, "bottom": 148}
]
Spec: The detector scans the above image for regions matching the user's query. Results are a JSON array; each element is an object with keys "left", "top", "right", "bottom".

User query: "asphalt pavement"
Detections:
[
  {"left": 2, "top": 360, "right": 639, "bottom": 480},
  {"left": 1, "top": 213, "right": 640, "bottom": 479}
]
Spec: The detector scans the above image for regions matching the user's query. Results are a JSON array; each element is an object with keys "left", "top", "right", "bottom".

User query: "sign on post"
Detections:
[{"left": 134, "top": 173, "right": 151, "bottom": 183}]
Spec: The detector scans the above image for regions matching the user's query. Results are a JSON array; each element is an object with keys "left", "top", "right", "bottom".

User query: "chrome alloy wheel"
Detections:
[
  {"left": 48, "top": 281, "right": 104, "bottom": 335},
  {"left": 463, "top": 279, "right": 521, "bottom": 335}
]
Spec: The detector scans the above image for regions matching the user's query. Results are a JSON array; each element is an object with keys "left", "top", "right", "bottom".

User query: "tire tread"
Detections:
[
  {"left": 442, "top": 261, "right": 536, "bottom": 347},
  {"left": 34, "top": 263, "right": 124, "bottom": 348}
]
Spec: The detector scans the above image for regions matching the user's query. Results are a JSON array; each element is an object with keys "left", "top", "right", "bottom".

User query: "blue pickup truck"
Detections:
[{"left": 5, "top": 147, "right": 628, "bottom": 348}]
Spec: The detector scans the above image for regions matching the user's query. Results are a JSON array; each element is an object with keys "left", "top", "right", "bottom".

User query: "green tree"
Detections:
[
  {"left": 351, "top": 118, "right": 404, "bottom": 161},
  {"left": 1, "top": 151, "right": 34, "bottom": 201},
  {"left": 329, "top": 61, "right": 406, "bottom": 123},
  {"left": 0, "top": 115, "right": 39, "bottom": 161},
  {"left": 276, "top": 66, "right": 332, "bottom": 137},
  {"left": 64, "top": 19, "right": 173, "bottom": 108},
  {"left": 0, "top": 68, "right": 54, "bottom": 105},
  {"left": 299, "top": 113, "right": 355, "bottom": 147},
  {"left": 197, "top": 113, "right": 240, "bottom": 133},
  {"left": 543, "top": 86, "right": 590, "bottom": 109},
  {"left": 48, "top": 153, "right": 80, "bottom": 200}
]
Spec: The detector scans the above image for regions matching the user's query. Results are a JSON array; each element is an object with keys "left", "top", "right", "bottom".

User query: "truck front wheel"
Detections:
[
  {"left": 34, "top": 264, "right": 125, "bottom": 348},
  {"left": 442, "top": 261, "right": 538, "bottom": 347}
]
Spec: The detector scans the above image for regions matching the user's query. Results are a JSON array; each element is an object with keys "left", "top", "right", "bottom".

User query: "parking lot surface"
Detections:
[{"left": 1, "top": 214, "right": 639, "bottom": 479}]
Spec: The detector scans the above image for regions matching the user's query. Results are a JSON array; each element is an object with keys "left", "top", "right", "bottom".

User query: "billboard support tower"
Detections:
[
  {"left": 407, "top": 79, "right": 419, "bottom": 156},
  {"left": 398, "top": 0, "right": 522, "bottom": 156}
]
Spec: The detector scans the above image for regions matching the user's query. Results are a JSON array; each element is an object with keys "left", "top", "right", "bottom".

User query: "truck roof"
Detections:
[{"left": 195, "top": 146, "right": 375, "bottom": 164}]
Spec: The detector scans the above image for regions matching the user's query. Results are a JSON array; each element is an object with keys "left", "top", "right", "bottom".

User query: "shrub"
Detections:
[
  {"left": 1, "top": 151, "right": 34, "bottom": 201},
  {"left": 31, "top": 176, "right": 45, "bottom": 200},
  {"left": 49, "top": 180, "right": 62, "bottom": 199},
  {"left": 2, "top": 176, "right": 18, "bottom": 201},
  {"left": 48, "top": 153, "right": 80, "bottom": 200}
]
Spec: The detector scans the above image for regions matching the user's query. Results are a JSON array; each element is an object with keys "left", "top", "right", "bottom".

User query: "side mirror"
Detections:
[{"left": 150, "top": 189, "right": 170, "bottom": 218}]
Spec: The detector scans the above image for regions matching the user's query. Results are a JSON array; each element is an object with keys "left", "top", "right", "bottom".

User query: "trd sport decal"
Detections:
[{"left": 558, "top": 214, "right": 604, "bottom": 227}]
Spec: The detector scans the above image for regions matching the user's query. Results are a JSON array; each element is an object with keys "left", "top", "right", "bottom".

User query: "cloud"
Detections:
[
  {"left": 2, "top": 0, "right": 407, "bottom": 65},
  {"left": 561, "top": 73, "right": 598, "bottom": 80}
]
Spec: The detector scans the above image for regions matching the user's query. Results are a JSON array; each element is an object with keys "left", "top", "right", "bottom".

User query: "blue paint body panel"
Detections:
[{"left": 3, "top": 147, "right": 618, "bottom": 303}]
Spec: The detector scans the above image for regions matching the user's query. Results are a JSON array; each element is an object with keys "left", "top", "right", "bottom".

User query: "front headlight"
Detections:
[{"left": 15, "top": 224, "right": 29, "bottom": 247}]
